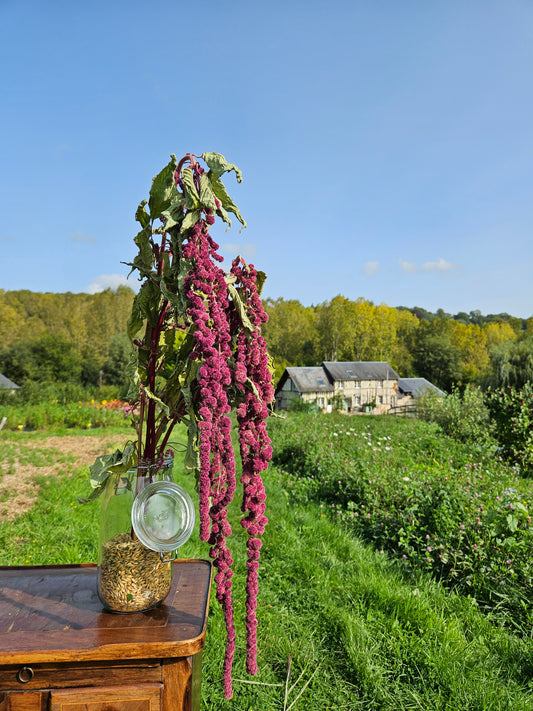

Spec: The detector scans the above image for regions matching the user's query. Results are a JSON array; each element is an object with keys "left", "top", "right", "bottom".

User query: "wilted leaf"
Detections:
[
  {"left": 133, "top": 226, "right": 153, "bottom": 272},
  {"left": 149, "top": 156, "right": 179, "bottom": 218},
  {"left": 199, "top": 173, "right": 217, "bottom": 211},
  {"left": 227, "top": 282, "right": 254, "bottom": 331},
  {"left": 211, "top": 177, "right": 247, "bottom": 230},
  {"left": 181, "top": 167, "right": 200, "bottom": 210},
  {"left": 135, "top": 200, "right": 150, "bottom": 228},
  {"left": 78, "top": 444, "right": 136, "bottom": 502},
  {"left": 180, "top": 209, "right": 201, "bottom": 234},
  {"left": 142, "top": 384, "right": 170, "bottom": 417},
  {"left": 202, "top": 152, "right": 243, "bottom": 183}
]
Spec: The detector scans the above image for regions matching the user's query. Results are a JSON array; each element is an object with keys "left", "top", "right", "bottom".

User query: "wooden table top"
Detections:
[{"left": 0, "top": 559, "right": 211, "bottom": 665}]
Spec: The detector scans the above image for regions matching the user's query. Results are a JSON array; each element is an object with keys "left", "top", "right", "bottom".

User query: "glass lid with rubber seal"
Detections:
[{"left": 131, "top": 481, "right": 195, "bottom": 553}]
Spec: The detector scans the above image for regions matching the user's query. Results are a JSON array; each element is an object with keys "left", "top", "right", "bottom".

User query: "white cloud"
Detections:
[
  {"left": 85, "top": 274, "right": 137, "bottom": 294},
  {"left": 70, "top": 230, "right": 96, "bottom": 244},
  {"left": 364, "top": 261, "right": 380, "bottom": 276},
  {"left": 398, "top": 259, "right": 418, "bottom": 273},
  {"left": 399, "top": 257, "right": 458, "bottom": 274},
  {"left": 421, "top": 258, "right": 455, "bottom": 272},
  {"left": 221, "top": 242, "right": 258, "bottom": 261}
]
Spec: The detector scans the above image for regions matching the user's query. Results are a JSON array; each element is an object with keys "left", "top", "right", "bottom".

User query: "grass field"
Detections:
[{"left": 1, "top": 412, "right": 532, "bottom": 709}]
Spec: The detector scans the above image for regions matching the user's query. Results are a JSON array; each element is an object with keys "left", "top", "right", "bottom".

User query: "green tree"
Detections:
[
  {"left": 488, "top": 334, "right": 533, "bottom": 389},
  {"left": 0, "top": 333, "right": 82, "bottom": 384},
  {"left": 347, "top": 298, "right": 376, "bottom": 361},
  {"left": 102, "top": 333, "right": 133, "bottom": 389},
  {"left": 392, "top": 308, "right": 419, "bottom": 375},
  {"left": 412, "top": 319, "right": 461, "bottom": 391},
  {"left": 449, "top": 321, "right": 489, "bottom": 384},
  {"left": 263, "top": 298, "right": 317, "bottom": 379},
  {"left": 314, "top": 295, "right": 354, "bottom": 361}
]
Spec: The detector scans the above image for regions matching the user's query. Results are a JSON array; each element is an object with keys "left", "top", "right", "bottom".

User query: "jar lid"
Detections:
[{"left": 131, "top": 481, "right": 195, "bottom": 553}]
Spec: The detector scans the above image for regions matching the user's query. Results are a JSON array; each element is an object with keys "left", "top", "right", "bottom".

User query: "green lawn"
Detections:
[{"left": 1, "top": 417, "right": 532, "bottom": 709}]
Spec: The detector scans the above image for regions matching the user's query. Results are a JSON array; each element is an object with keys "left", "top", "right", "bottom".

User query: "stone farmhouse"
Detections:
[{"left": 275, "top": 361, "right": 443, "bottom": 414}]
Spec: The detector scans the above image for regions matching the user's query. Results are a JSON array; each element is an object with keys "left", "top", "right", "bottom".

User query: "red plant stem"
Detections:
[
  {"left": 141, "top": 232, "right": 169, "bottom": 462},
  {"left": 176, "top": 153, "right": 198, "bottom": 177}
]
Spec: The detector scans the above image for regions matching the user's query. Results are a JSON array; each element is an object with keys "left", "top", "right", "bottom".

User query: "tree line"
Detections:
[
  {"left": 262, "top": 295, "right": 533, "bottom": 391},
  {"left": 0, "top": 287, "right": 135, "bottom": 388},
  {"left": 1, "top": 289, "right": 532, "bottom": 393}
]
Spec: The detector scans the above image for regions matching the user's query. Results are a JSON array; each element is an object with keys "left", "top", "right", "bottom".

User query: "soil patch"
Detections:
[{"left": 1, "top": 433, "right": 127, "bottom": 521}]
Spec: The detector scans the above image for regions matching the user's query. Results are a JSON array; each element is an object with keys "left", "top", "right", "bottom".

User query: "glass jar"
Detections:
[{"left": 97, "top": 458, "right": 194, "bottom": 613}]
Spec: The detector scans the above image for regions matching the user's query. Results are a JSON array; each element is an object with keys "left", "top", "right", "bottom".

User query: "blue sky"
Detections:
[{"left": 2, "top": 0, "right": 533, "bottom": 317}]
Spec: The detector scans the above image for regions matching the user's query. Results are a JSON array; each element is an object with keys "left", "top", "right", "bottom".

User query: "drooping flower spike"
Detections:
[{"left": 117, "top": 152, "right": 272, "bottom": 699}]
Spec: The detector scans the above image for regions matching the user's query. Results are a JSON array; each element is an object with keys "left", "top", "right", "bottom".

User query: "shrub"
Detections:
[
  {"left": 270, "top": 412, "right": 533, "bottom": 632},
  {"left": 419, "top": 385, "right": 494, "bottom": 446},
  {"left": 485, "top": 385, "right": 533, "bottom": 476}
]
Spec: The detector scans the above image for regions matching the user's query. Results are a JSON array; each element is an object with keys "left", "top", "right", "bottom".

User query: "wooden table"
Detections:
[{"left": 0, "top": 559, "right": 211, "bottom": 710}]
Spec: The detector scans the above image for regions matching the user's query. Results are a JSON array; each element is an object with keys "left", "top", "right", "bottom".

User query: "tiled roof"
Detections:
[
  {"left": 398, "top": 377, "right": 445, "bottom": 397},
  {"left": 284, "top": 367, "right": 334, "bottom": 393},
  {"left": 0, "top": 373, "right": 20, "bottom": 389},
  {"left": 323, "top": 361, "right": 400, "bottom": 381}
]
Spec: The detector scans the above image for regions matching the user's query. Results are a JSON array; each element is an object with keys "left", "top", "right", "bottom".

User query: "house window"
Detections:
[
  {"left": 318, "top": 397, "right": 324, "bottom": 407},
  {"left": 355, "top": 381, "right": 361, "bottom": 389},
  {"left": 377, "top": 395, "right": 383, "bottom": 405},
  {"left": 337, "top": 381, "right": 344, "bottom": 390},
  {"left": 354, "top": 396, "right": 361, "bottom": 406},
  {"left": 377, "top": 380, "right": 383, "bottom": 389}
]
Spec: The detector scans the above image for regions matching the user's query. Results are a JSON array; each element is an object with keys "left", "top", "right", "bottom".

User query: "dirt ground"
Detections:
[{"left": 1, "top": 434, "right": 127, "bottom": 521}]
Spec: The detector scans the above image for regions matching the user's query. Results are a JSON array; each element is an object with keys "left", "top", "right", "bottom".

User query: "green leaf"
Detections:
[
  {"left": 199, "top": 173, "right": 217, "bottom": 211},
  {"left": 179, "top": 387, "right": 200, "bottom": 476},
  {"left": 184, "top": 417, "right": 200, "bottom": 474},
  {"left": 211, "top": 177, "right": 247, "bottom": 231},
  {"left": 213, "top": 199, "right": 231, "bottom": 228},
  {"left": 178, "top": 346, "right": 200, "bottom": 386},
  {"left": 161, "top": 250, "right": 171, "bottom": 278},
  {"left": 78, "top": 444, "right": 136, "bottom": 503},
  {"left": 227, "top": 282, "right": 254, "bottom": 331},
  {"left": 180, "top": 209, "right": 201, "bottom": 234},
  {"left": 135, "top": 200, "right": 150, "bottom": 228},
  {"left": 142, "top": 384, "right": 170, "bottom": 417},
  {"left": 129, "top": 280, "right": 161, "bottom": 331},
  {"left": 255, "top": 270, "right": 267, "bottom": 297},
  {"left": 148, "top": 155, "right": 179, "bottom": 218},
  {"left": 132, "top": 226, "right": 153, "bottom": 272},
  {"left": 506, "top": 514, "right": 518, "bottom": 532},
  {"left": 181, "top": 167, "right": 200, "bottom": 210},
  {"left": 156, "top": 195, "right": 186, "bottom": 232},
  {"left": 202, "top": 152, "right": 243, "bottom": 183},
  {"left": 127, "top": 293, "right": 145, "bottom": 340}
]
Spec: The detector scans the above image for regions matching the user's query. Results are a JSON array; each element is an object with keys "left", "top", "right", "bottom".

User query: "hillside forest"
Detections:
[{"left": 1, "top": 289, "right": 533, "bottom": 393}]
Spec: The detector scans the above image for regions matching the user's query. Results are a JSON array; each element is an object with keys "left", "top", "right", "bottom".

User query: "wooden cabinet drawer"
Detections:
[
  {"left": 0, "top": 661, "right": 161, "bottom": 691},
  {"left": 0, "top": 690, "right": 44, "bottom": 710},
  {"left": 49, "top": 683, "right": 162, "bottom": 711}
]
